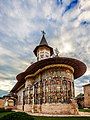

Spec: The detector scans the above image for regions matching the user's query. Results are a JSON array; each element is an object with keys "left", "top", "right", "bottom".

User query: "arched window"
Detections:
[
  {"left": 34, "top": 83, "right": 39, "bottom": 104},
  {"left": 62, "top": 80, "right": 67, "bottom": 102},
  {"left": 67, "top": 81, "right": 72, "bottom": 100}
]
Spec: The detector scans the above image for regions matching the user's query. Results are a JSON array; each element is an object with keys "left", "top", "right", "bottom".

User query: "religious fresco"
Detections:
[{"left": 23, "top": 67, "right": 74, "bottom": 105}]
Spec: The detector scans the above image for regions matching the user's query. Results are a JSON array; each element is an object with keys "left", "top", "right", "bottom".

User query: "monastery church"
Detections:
[{"left": 10, "top": 32, "right": 86, "bottom": 115}]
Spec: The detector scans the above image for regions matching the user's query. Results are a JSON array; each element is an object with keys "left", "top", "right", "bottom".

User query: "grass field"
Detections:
[
  {"left": 0, "top": 112, "right": 13, "bottom": 118},
  {"left": 34, "top": 116, "right": 90, "bottom": 120},
  {"left": 0, "top": 111, "right": 90, "bottom": 120}
]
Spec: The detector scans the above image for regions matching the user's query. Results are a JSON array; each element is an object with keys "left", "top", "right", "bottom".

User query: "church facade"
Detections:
[{"left": 10, "top": 33, "right": 86, "bottom": 115}]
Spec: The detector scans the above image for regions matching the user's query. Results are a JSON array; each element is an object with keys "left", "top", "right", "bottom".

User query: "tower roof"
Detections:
[
  {"left": 33, "top": 32, "right": 53, "bottom": 56},
  {"left": 39, "top": 34, "right": 48, "bottom": 46}
]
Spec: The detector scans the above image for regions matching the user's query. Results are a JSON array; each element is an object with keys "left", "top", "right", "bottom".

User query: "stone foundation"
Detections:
[
  {"left": 42, "top": 103, "right": 71, "bottom": 114},
  {"left": 41, "top": 102, "right": 78, "bottom": 115},
  {"left": 17, "top": 105, "right": 23, "bottom": 110},
  {"left": 24, "top": 104, "right": 32, "bottom": 112},
  {"left": 17, "top": 100, "right": 79, "bottom": 115}
]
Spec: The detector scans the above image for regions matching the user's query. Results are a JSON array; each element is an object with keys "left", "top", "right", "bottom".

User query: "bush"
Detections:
[
  {"left": 0, "top": 112, "right": 34, "bottom": 120},
  {"left": 79, "top": 108, "right": 90, "bottom": 112},
  {"left": 0, "top": 108, "right": 5, "bottom": 112},
  {"left": 0, "top": 108, "right": 12, "bottom": 112}
]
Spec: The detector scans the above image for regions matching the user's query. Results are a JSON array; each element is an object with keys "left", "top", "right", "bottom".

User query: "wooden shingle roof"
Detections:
[{"left": 11, "top": 57, "right": 87, "bottom": 93}]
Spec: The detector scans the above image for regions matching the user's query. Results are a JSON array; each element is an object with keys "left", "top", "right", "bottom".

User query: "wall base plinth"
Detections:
[{"left": 23, "top": 101, "right": 79, "bottom": 115}]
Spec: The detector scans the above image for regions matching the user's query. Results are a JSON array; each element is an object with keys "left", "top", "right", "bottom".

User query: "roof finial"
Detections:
[
  {"left": 55, "top": 48, "right": 59, "bottom": 56},
  {"left": 41, "top": 30, "right": 46, "bottom": 35}
]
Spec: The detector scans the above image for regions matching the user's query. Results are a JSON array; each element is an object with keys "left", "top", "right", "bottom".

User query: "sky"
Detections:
[{"left": 0, "top": 0, "right": 90, "bottom": 97}]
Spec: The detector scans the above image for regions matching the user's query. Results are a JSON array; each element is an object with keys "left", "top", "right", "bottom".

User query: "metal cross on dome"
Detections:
[{"left": 41, "top": 30, "right": 46, "bottom": 35}]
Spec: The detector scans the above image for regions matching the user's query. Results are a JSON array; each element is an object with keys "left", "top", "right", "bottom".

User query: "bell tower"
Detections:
[{"left": 33, "top": 31, "right": 53, "bottom": 61}]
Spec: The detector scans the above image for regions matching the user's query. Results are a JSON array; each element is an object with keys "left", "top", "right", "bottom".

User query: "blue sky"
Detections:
[{"left": 0, "top": 0, "right": 90, "bottom": 97}]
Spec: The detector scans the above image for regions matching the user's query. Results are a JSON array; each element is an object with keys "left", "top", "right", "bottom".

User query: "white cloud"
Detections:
[
  {"left": 85, "top": 69, "right": 90, "bottom": 76},
  {"left": 75, "top": 86, "right": 84, "bottom": 96},
  {"left": 80, "top": 1, "right": 90, "bottom": 10},
  {"left": 78, "top": 11, "right": 90, "bottom": 22},
  {"left": 0, "top": 0, "right": 37, "bottom": 39},
  {"left": 0, "top": 45, "right": 15, "bottom": 56},
  {"left": 0, "top": 79, "right": 16, "bottom": 92}
]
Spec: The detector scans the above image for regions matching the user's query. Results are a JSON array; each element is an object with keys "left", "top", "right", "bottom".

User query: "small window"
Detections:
[
  {"left": 18, "top": 96, "right": 21, "bottom": 102},
  {"left": 40, "top": 54, "right": 44, "bottom": 58},
  {"left": 46, "top": 55, "right": 49, "bottom": 58},
  {"left": 45, "top": 52, "right": 49, "bottom": 58},
  {"left": 40, "top": 51, "right": 44, "bottom": 54}
]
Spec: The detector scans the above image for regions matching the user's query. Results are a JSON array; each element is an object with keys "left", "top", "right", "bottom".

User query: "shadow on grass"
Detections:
[
  {"left": 0, "top": 112, "right": 90, "bottom": 120},
  {"left": 0, "top": 112, "right": 34, "bottom": 120}
]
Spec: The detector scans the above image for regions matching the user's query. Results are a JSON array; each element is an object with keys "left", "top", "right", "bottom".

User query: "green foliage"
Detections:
[
  {"left": 0, "top": 108, "right": 12, "bottom": 112},
  {"left": 0, "top": 112, "right": 13, "bottom": 118},
  {"left": 79, "top": 109, "right": 90, "bottom": 112},
  {"left": 0, "top": 112, "right": 34, "bottom": 120}
]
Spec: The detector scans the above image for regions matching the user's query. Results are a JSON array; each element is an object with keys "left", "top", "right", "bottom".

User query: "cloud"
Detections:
[
  {"left": 0, "top": 89, "right": 8, "bottom": 97},
  {"left": 75, "top": 75, "right": 90, "bottom": 96},
  {"left": 0, "top": 45, "right": 17, "bottom": 57},
  {"left": 0, "top": 77, "right": 17, "bottom": 92},
  {"left": 0, "top": 0, "right": 36, "bottom": 39}
]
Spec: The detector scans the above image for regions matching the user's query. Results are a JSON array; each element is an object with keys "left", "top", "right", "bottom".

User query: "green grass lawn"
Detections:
[
  {"left": 0, "top": 112, "right": 90, "bottom": 120},
  {"left": 0, "top": 112, "right": 14, "bottom": 118},
  {"left": 34, "top": 116, "right": 90, "bottom": 120},
  {"left": 0, "top": 112, "right": 34, "bottom": 120}
]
